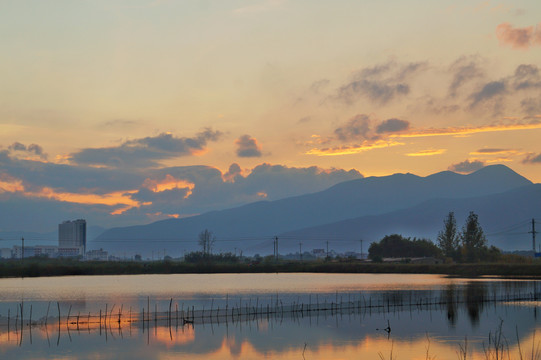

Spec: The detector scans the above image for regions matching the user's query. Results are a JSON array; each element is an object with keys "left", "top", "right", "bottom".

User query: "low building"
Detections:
[
  {"left": 12, "top": 245, "right": 35, "bottom": 259},
  {"left": 86, "top": 248, "right": 108, "bottom": 261},
  {"left": 58, "top": 246, "right": 84, "bottom": 258},
  {"left": 34, "top": 245, "right": 58, "bottom": 258},
  {"left": 0, "top": 248, "right": 12, "bottom": 259}
]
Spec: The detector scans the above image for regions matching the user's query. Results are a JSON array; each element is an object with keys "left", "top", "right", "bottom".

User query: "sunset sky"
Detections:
[{"left": 1, "top": 0, "right": 541, "bottom": 233}]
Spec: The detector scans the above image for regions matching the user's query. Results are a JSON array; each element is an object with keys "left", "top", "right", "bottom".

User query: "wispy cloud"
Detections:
[
  {"left": 306, "top": 140, "right": 404, "bottom": 156},
  {"left": 448, "top": 56, "right": 485, "bottom": 97},
  {"left": 335, "top": 61, "right": 426, "bottom": 105},
  {"left": 405, "top": 149, "right": 446, "bottom": 157},
  {"left": 334, "top": 114, "right": 375, "bottom": 141},
  {"left": 390, "top": 121, "right": 541, "bottom": 139},
  {"left": 496, "top": 22, "right": 541, "bottom": 49},
  {"left": 469, "top": 81, "right": 506, "bottom": 108},
  {"left": 523, "top": 153, "right": 541, "bottom": 164},
  {"left": 448, "top": 159, "right": 485, "bottom": 174},
  {"left": 521, "top": 98, "right": 541, "bottom": 115},
  {"left": 469, "top": 148, "right": 521, "bottom": 156}
]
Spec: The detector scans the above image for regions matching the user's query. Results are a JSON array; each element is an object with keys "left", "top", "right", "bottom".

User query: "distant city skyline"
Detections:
[{"left": 0, "top": 0, "right": 540, "bottom": 233}]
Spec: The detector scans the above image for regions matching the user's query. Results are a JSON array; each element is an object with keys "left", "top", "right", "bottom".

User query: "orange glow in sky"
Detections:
[{"left": 143, "top": 175, "right": 195, "bottom": 198}]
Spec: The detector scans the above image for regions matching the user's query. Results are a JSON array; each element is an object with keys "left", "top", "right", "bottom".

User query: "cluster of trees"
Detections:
[
  {"left": 437, "top": 211, "right": 500, "bottom": 262},
  {"left": 368, "top": 234, "right": 441, "bottom": 261},
  {"left": 368, "top": 211, "right": 501, "bottom": 263}
]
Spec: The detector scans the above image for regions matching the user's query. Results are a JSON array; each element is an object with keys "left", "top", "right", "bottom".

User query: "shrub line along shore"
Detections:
[{"left": 1, "top": 260, "right": 541, "bottom": 278}]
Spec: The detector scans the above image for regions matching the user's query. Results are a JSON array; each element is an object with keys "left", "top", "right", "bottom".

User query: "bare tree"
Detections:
[{"left": 198, "top": 229, "right": 215, "bottom": 256}]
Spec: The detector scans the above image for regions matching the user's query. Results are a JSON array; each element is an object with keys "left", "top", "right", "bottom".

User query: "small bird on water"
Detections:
[{"left": 376, "top": 320, "right": 391, "bottom": 333}]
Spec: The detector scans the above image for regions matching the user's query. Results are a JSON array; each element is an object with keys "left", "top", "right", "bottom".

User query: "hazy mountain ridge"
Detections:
[
  {"left": 281, "top": 184, "right": 541, "bottom": 252},
  {"left": 94, "top": 165, "right": 534, "bottom": 255}
]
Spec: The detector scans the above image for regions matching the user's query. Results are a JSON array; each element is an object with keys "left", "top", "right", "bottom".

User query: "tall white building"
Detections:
[{"left": 58, "top": 219, "right": 86, "bottom": 255}]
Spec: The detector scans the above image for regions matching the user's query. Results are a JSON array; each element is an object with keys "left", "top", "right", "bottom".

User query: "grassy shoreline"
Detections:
[{"left": 1, "top": 259, "right": 541, "bottom": 278}]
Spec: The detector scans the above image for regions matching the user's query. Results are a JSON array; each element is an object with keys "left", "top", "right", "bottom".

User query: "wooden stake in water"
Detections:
[
  {"left": 66, "top": 305, "right": 72, "bottom": 327},
  {"left": 169, "top": 298, "right": 172, "bottom": 325},
  {"left": 57, "top": 302, "right": 61, "bottom": 327},
  {"left": 45, "top": 302, "right": 51, "bottom": 326}
]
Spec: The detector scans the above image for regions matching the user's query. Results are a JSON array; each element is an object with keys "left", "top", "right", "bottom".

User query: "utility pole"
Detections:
[
  {"left": 529, "top": 218, "right": 538, "bottom": 253},
  {"left": 274, "top": 236, "right": 279, "bottom": 261},
  {"left": 326, "top": 241, "right": 329, "bottom": 259},
  {"left": 21, "top": 237, "right": 24, "bottom": 261},
  {"left": 360, "top": 239, "right": 363, "bottom": 259},
  {"left": 299, "top": 242, "right": 302, "bottom": 262}
]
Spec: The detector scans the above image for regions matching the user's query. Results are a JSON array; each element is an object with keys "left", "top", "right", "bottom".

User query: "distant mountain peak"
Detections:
[{"left": 468, "top": 164, "right": 532, "bottom": 184}]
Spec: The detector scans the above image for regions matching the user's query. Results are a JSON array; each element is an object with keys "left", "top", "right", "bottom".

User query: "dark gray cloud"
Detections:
[
  {"left": 336, "top": 61, "right": 426, "bottom": 104},
  {"left": 448, "top": 56, "right": 484, "bottom": 97},
  {"left": 334, "top": 115, "right": 410, "bottom": 141},
  {"left": 223, "top": 163, "right": 242, "bottom": 182},
  {"left": 513, "top": 64, "right": 541, "bottom": 90},
  {"left": 523, "top": 153, "right": 541, "bottom": 164},
  {"left": 334, "top": 114, "right": 373, "bottom": 141},
  {"left": 469, "top": 81, "right": 507, "bottom": 107},
  {"left": 448, "top": 160, "right": 485, "bottom": 174},
  {"left": 7, "top": 142, "right": 47, "bottom": 159},
  {"left": 70, "top": 128, "right": 222, "bottom": 168},
  {"left": 8, "top": 142, "right": 26, "bottom": 151},
  {"left": 235, "top": 135, "right": 262, "bottom": 157},
  {"left": 375, "top": 118, "right": 410, "bottom": 133},
  {"left": 475, "top": 148, "right": 509, "bottom": 154},
  {"left": 28, "top": 144, "right": 45, "bottom": 156},
  {"left": 468, "top": 64, "right": 541, "bottom": 113}
]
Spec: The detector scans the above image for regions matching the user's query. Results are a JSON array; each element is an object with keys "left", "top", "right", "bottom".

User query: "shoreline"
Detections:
[{"left": 1, "top": 259, "right": 541, "bottom": 278}]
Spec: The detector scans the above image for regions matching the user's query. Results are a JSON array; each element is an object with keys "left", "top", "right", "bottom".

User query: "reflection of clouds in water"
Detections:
[
  {"left": 153, "top": 326, "right": 195, "bottom": 348},
  {"left": 0, "top": 275, "right": 540, "bottom": 359},
  {"left": 0, "top": 302, "right": 539, "bottom": 360}
]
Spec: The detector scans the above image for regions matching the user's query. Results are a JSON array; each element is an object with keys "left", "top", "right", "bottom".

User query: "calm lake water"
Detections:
[{"left": 1, "top": 273, "right": 540, "bottom": 359}]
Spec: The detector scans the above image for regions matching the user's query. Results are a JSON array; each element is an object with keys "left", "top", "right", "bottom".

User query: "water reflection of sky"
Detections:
[{"left": 1, "top": 274, "right": 541, "bottom": 359}]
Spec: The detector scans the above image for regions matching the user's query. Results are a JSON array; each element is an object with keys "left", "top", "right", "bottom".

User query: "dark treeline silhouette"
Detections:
[
  {"left": 367, "top": 211, "right": 503, "bottom": 263},
  {"left": 437, "top": 211, "right": 501, "bottom": 263},
  {"left": 368, "top": 234, "right": 441, "bottom": 261}
]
